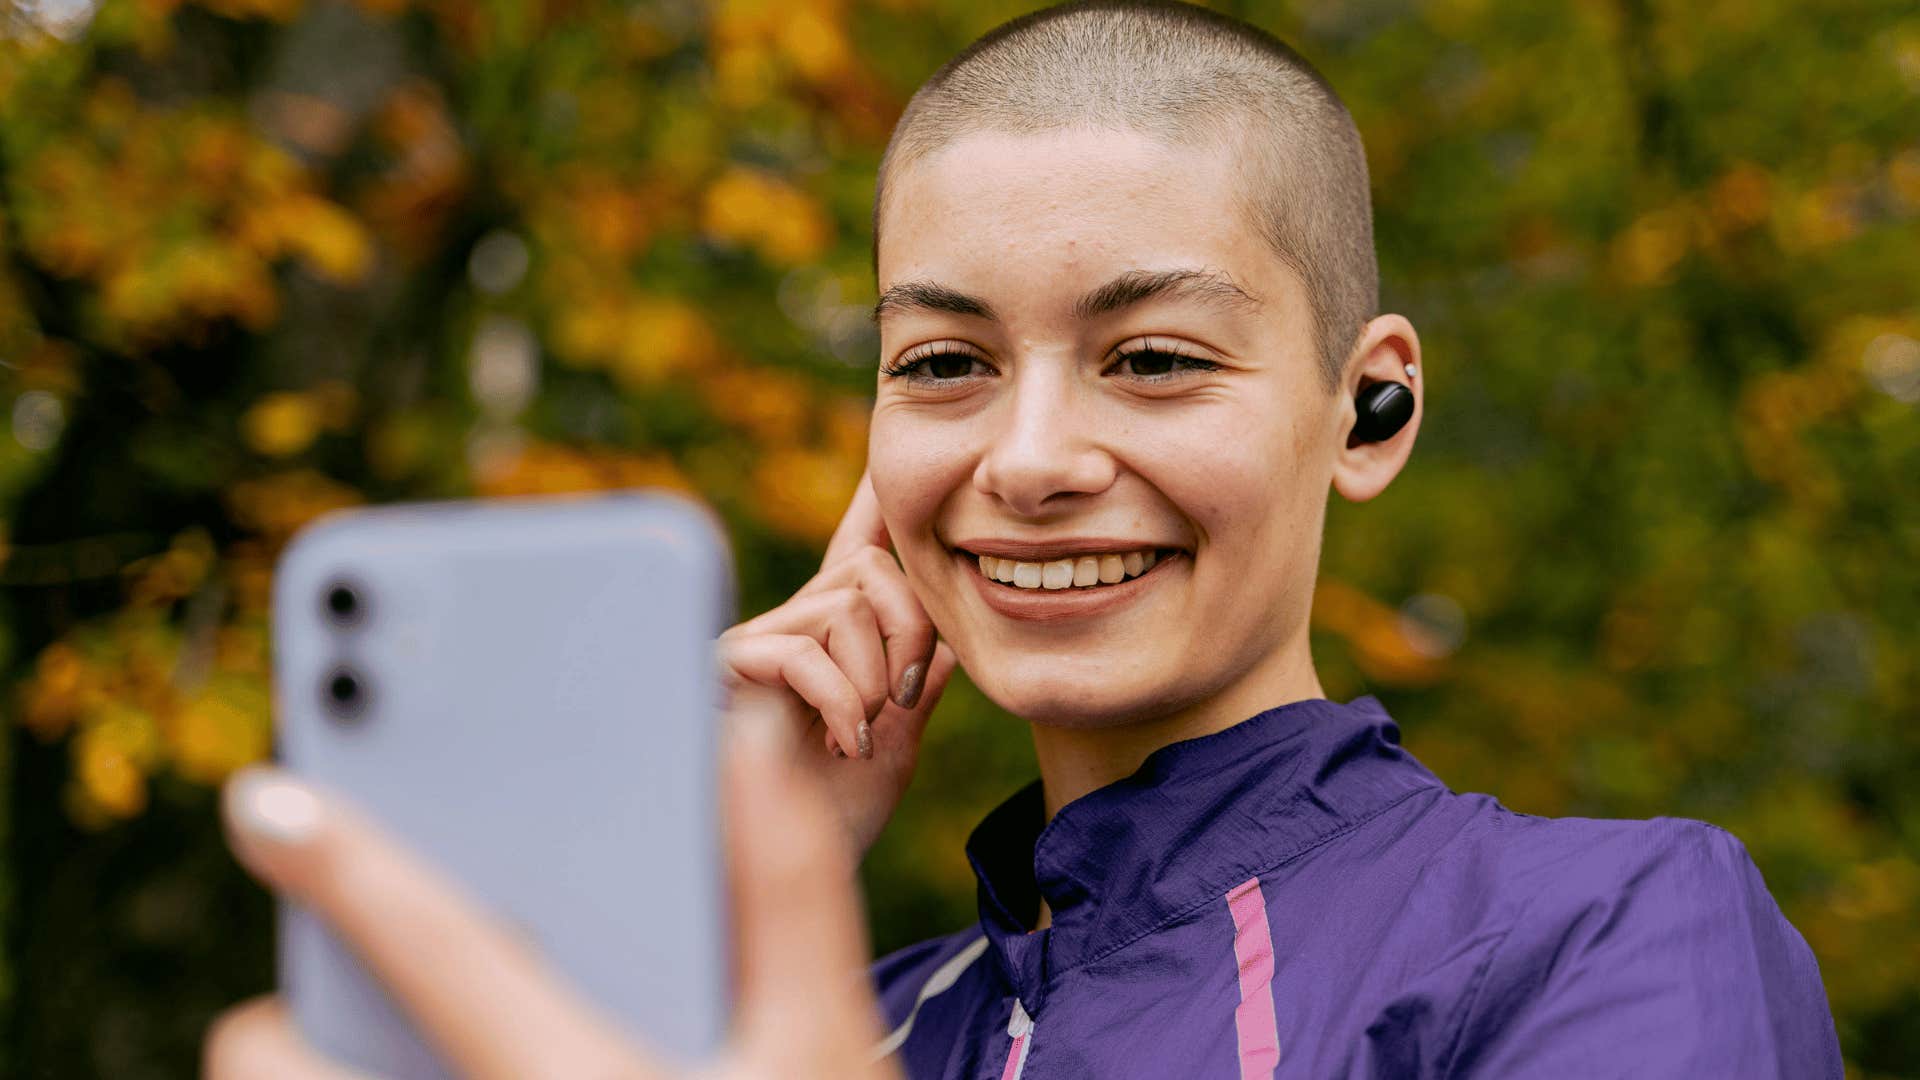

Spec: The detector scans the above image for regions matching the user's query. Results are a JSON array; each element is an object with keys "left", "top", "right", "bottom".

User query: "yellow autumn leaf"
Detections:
[
  {"left": 240, "top": 138, "right": 303, "bottom": 202},
  {"left": 1708, "top": 162, "right": 1772, "bottom": 233},
  {"left": 242, "top": 391, "right": 324, "bottom": 457},
  {"left": 759, "top": 199, "right": 832, "bottom": 265},
  {"left": 698, "top": 365, "right": 812, "bottom": 445},
  {"left": 568, "top": 180, "right": 655, "bottom": 260},
  {"left": 224, "top": 470, "right": 362, "bottom": 539},
  {"left": 1889, "top": 149, "right": 1920, "bottom": 211},
  {"left": 754, "top": 446, "right": 863, "bottom": 543},
  {"left": 609, "top": 453, "right": 692, "bottom": 492},
  {"left": 1310, "top": 578, "right": 1449, "bottom": 687},
  {"left": 550, "top": 304, "right": 615, "bottom": 368},
  {"left": 215, "top": 624, "right": 270, "bottom": 677},
  {"left": 612, "top": 297, "right": 714, "bottom": 385},
  {"left": 714, "top": 43, "right": 777, "bottom": 108},
  {"left": 777, "top": 6, "right": 852, "bottom": 83},
  {"left": 822, "top": 396, "right": 869, "bottom": 458},
  {"left": 73, "top": 712, "right": 153, "bottom": 820},
  {"left": 700, "top": 167, "right": 834, "bottom": 266},
  {"left": 127, "top": 529, "right": 214, "bottom": 605},
  {"left": 711, "top": 0, "right": 778, "bottom": 42},
  {"left": 366, "top": 413, "right": 435, "bottom": 481},
  {"left": 279, "top": 193, "right": 375, "bottom": 284},
  {"left": 91, "top": 699, "right": 165, "bottom": 768},
  {"left": 473, "top": 442, "right": 599, "bottom": 496},
  {"left": 168, "top": 678, "right": 271, "bottom": 785},
  {"left": 99, "top": 263, "right": 173, "bottom": 333},
  {"left": 20, "top": 641, "right": 96, "bottom": 741},
  {"left": 701, "top": 167, "right": 777, "bottom": 244},
  {"left": 1611, "top": 205, "right": 1692, "bottom": 287},
  {"left": 198, "top": 0, "right": 306, "bottom": 22}
]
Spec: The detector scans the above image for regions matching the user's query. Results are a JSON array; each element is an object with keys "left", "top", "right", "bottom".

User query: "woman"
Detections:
[{"left": 206, "top": 2, "right": 1841, "bottom": 1077}]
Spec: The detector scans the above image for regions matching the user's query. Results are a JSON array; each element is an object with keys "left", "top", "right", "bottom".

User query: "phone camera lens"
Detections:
[
  {"left": 322, "top": 579, "right": 365, "bottom": 628},
  {"left": 322, "top": 665, "right": 370, "bottom": 721}
]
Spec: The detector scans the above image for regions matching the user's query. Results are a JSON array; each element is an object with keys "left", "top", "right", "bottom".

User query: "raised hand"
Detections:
[
  {"left": 718, "top": 471, "right": 957, "bottom": 857},
  {"left": 203, "top": 716, "right": 899, "bottom": 1079}
]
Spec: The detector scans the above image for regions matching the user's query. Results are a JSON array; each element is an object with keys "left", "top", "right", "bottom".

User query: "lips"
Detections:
[{"left": 952, "top": 536, "right": 1184, "bottom": 561}]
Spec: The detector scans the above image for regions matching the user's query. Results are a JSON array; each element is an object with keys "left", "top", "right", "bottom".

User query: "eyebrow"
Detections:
[
  {"left": 870, "top": 280, "right": 997, "bottom": 322},
  {"left": 870, "top": 267, "right": 1262, "bottom": 324},
  {"left": 1072, "top": 267, "right": 1263, "bottom": 320}
]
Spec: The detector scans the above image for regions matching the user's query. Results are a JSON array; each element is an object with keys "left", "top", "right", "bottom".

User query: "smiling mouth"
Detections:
[{"left": 958, "top": 547, "right": 1182, "bottom": 591}]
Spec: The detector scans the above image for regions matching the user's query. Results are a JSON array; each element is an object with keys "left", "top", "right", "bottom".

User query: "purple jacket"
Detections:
[{"left": 870, "top": 694, "right": 1841, "bottom": 1078}]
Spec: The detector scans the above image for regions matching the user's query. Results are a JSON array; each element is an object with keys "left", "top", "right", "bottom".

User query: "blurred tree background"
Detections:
[{"left": 0, "top": 0, "right": 1914, "bottom": 1074}]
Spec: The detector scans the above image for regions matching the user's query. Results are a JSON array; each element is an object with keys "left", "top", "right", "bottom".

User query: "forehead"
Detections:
[{"left": 877, "top": 128, "right": 1286, "bottom": 304}]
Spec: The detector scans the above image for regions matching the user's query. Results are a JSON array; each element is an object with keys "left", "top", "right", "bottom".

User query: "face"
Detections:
[{"left": 870, "top": 127, "right": 1410, "bottom": 728}]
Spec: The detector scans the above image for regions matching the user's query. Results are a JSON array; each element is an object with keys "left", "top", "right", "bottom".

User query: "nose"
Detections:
[{"left": 971, "top": 368, "right": 1117, "bottom": 517}]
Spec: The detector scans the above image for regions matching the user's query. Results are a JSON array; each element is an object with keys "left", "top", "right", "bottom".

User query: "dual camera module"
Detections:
[{"left": 319, "top": 578, "right": 370, "bottom": 722}]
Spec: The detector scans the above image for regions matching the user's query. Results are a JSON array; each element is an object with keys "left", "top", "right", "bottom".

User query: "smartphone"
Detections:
[{"left": 271, "top": 491, "right": 734, "bottom": 1078}]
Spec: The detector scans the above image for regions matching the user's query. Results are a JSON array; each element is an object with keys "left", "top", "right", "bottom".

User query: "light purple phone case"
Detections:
[{"left": 272, "top": 492, "right": 733, "bottom": 1077}]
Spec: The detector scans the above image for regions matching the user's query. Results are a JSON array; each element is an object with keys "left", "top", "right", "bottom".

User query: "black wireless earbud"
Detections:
[{"left": 1351, "top": 380, "right": 1414, "bottom": 444}]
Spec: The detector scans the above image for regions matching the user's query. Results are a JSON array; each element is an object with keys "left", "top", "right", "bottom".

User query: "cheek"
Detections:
[
  {"left": 867, "top": 410, "right": 976, "bottom": 543},
  {"left": 1121, "top": 405, "right": 1306, "bottom": 551}
]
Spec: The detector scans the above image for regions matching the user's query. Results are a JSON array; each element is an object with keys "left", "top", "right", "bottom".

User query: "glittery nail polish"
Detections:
[{"left": 896, "top": 661, "right": 927, "bottom": 710}]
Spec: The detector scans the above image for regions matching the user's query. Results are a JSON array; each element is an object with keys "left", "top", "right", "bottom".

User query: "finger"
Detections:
[
  {"left": 796, "top": 547, "right": 937, "bottom": 711},
  {"left": 821, "top": 609, "right": 889, "bottom": 758},
  {"left": 725, "top": 676, "right": 833, "bottom": 760},
  {"left": 866, "top": 640, "right": 959, "bottom": 768},
  {"left": 843, "top": 547, "right": 939, "bottom": 710},
  {"left": 724, "top": 716, "right": 887, "bottom": 1070},
  {"left": 722, "top": 663, "right": 852, "bottom": 761},
  {"left": 220, "top": 767, "right": 660, "bottom": 1080},
  {"left": 821, "top": 470, "right": 890, "bottom": 568},
  {"left": 721, "top": 633, "right": 870, "bottom": 760},
  {"left": 914, "top": 640, "right": 958, "bottom": 723},
  {"left": 204, "top": 997, "right": 375, "bottom": 1080},
  {"left": 816, "top": 590, "right": 893, "bottom": 725},
  {"left": 733, "top": 588, "right": 891, "bottom": 725}
]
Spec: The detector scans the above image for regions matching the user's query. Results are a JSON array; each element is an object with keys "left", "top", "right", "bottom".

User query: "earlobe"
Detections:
[{"left": 1330, "top": 314, "right": 1422, "bottom": 504}]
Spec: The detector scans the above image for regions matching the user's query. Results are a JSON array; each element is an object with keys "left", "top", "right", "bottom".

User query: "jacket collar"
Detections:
[{"left": 964, "top": 694, "right": 1445, "bottom": 1004}]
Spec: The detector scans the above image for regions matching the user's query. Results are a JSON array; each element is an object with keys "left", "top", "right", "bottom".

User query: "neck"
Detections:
[
  {"left": 1025, "top": 636, "right": 1325, "bottom": 933},
  {"left": 1029, "top": 636, "right": 1327, "bottom": 823}
]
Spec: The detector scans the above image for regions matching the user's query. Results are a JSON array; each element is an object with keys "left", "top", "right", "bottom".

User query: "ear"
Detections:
[{"left": 1330, "top": 313, "right": 1423, "bottom": 504}]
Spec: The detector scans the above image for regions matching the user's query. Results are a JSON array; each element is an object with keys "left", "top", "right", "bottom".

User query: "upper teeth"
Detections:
[{"left": 975, "top": 550, "right": 1161, "bottom": 590}]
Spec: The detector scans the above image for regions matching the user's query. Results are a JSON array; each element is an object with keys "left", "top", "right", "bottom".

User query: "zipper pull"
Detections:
[{"left": 1007, "top": 998, "right": 1033, "bottom": 1038}]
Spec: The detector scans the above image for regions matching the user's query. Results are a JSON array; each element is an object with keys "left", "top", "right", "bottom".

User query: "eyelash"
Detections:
[
  {"left": 880, "top": 341, "right": 1222, "bottom": 383},
  {"left": 879, "top": 342, "right": 985, "bottom": 382}
]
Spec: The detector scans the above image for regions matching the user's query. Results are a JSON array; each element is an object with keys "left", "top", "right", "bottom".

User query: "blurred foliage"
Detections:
[{"left": 0, "top": 0, "right": 1914, "bottom": 1074}]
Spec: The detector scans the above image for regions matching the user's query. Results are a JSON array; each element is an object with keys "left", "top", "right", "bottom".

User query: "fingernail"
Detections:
[
  {"left": 831, "top": 742, "right": 847, "bottom": 759},
  {"left": 895, "top": 661, "right": 926, "bottom": 710},
  {"left": 856, "top": 720, "right": 873, "bottom": 760},
  {"left": 226, "top": 769, "right": 323, "bottom": 847}
]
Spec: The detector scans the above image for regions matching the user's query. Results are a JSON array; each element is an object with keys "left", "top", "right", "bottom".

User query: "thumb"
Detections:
[
  {"left": 723, "top": 714, "right": 888, "bottom": 1068},
  {"left": 821, "top": 471, "right": 890, "bottom": 568}
]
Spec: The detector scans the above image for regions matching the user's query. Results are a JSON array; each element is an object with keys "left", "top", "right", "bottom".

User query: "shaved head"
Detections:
[{"left": 873, "top": 0, "right": 1377, "bottom": 393}]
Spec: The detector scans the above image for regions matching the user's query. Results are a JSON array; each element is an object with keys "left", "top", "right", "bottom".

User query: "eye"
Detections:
[
  {"left": 882, "top": 343, "right": 994, "bottom": 384},
  {"left": 1106, "top": 342, "right": 1222, "bottom": 380}
]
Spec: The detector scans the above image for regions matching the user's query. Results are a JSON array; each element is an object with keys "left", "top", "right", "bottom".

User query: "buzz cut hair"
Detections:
[{"left": 872, "top": 0, "right": 1377, "bottom": 394}]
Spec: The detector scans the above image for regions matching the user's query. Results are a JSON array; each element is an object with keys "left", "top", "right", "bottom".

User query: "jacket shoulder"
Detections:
[
  {"left": 1440, "top": 808, "right": 1842, "bottom": 1078},
  {"left": 1473, "top": 803, "right": 1756, "bottom": 892},
  {"left": 870, "top": 925, "right": 992, "bottom": 1031}
]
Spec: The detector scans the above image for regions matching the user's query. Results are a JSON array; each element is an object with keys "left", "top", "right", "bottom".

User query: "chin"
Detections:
[{"left": 966, "top": 658, "right": 1194, "bottom": 729}]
